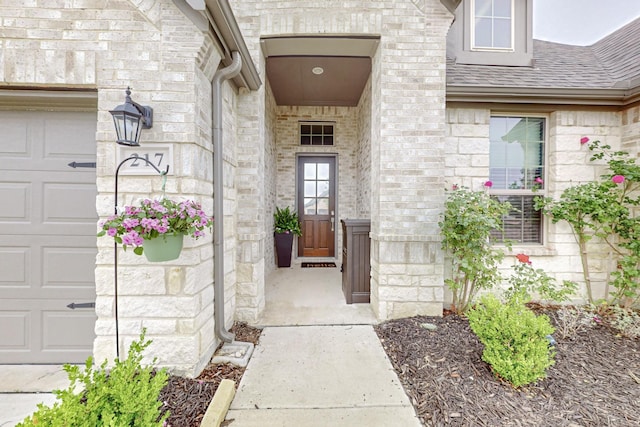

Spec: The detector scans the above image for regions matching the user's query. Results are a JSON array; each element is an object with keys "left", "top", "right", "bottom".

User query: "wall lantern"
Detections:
[{"left": 109, "top": 87, "right": 153, "bottom": 147}]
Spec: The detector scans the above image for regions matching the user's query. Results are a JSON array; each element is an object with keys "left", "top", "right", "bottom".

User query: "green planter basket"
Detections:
[{"left": 143, "top": 234, "right": 184, "bottom": 262}]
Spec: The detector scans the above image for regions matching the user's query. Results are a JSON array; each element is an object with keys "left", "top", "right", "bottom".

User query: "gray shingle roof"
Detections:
[
  {"left": 447, "top": 17, "right": 640, "bottom": 90},
  {"left": 592, "top": 17, "right": 640, "bottom": 86}
]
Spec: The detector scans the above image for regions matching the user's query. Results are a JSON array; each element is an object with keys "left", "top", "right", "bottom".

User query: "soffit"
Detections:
[{"left": 262, "top": 36, "right": 379, "bottom": 107}]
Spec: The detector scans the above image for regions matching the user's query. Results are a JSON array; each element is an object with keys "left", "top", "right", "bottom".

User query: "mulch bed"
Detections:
[
  {"left": 374, "top": 307, "right": 640, "bottom": 427},
  {"left": 159, "top": 322, "right": 261, "bottom": 427}
]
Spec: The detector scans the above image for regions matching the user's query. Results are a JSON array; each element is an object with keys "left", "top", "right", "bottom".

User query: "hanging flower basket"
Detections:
[
  {"left": 98, "top": 198, "right": 213, "bottom": 261},
  {"left": 143, "top": 233, "right": 184, "bottom": 262}
]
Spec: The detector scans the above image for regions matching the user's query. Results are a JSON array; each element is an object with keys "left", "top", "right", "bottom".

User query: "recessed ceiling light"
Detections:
[{"left": 311, "top": 66, "right": 324, "bottom": 75}]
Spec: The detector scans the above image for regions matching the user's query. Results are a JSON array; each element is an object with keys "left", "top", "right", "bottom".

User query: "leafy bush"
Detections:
[
  {"left": 609, "top": 305, "right": 640, "bottom": 339},
  {"left": 439, "top": 186, "right": 512, "bottom": 313},
  {"left": 505, "top": 253, "right": 577, "bottom": 303},
  {"left": 274, "top": 206, "right": 302, "bottom": 236},
  {"left": 18, "top": 330, "right": 169, "bottom": 427},
  {"left": 536, "top": 138, "right": 640, "bottom": 307},
  {"left": 467, "top": 295, "right": 555, "bottom": 388}
]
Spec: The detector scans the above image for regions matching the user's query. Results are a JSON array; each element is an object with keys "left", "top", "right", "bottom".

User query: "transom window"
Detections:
[
  {"left": 473, "top": 0, "right": 513, "bottom": 50},
  {"left": 489, "top": 116, "right": 545, "bottom": 244},
  {"left": 300, "top": 122, "right": 334, "bottom": 146}
]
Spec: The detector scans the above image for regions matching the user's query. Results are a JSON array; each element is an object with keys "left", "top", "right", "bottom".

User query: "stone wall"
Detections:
[
  {"left": 231, "top": 0, "right": 454, "bottom": 320},
  {"left": 622, "top": 105, "right": 640, "bottom": 157},
  {"left": 444, "top": 107, "right": 623, "bottom": 304},
  {"left": 0, "top": 0, "right": 232, "bottom": 376},
  {"left": 356, "top": 75, "right": 373, "bottom": 218}
]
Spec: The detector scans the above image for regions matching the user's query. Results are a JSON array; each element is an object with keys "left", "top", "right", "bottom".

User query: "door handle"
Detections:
[{"left": 330, "top": 211, "right": 335, "bottom": 231}]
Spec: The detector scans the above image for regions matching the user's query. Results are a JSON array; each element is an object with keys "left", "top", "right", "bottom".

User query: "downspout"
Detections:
[{"left": 213, "top": 50, "right": 242, "bottom": 343}]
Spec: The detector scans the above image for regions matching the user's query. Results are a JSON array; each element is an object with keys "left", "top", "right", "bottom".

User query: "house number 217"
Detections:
[
  {"left": 130, "top": 152, "right": 164, "bottom": 168},
  {"left": 117, "top": 144, "right": 174, "bottom": 176}
]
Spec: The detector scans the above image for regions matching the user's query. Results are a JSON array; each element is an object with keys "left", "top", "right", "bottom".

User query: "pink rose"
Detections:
[
  {"left": 612, "top": 175, "right": 625, "bottom": 184},
  {"left": 580, "top": 137, "right": 589, "bottom": 145},
  {"left": 484, "top": 180, "right": 493, "bottom": 188},
  {"left": 534, "top": 177, "right": 543, "bottom": 184}
]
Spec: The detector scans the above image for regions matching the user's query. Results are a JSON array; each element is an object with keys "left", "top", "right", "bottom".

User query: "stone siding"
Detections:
[
  {"left": 0, "top": 0, "right": 234, "bottom": 376},
  {"left": 356, "top": 75, "right": 373, "bottom": 218},
  {"left": 444, "top": 107, "right": 624, "bottom": 304},
  {"left": 231, "top": 0, "right": 454, "bottom": 320}
]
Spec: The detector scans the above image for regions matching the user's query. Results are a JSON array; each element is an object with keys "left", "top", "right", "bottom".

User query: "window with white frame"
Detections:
[
  {"left": 472, "top": 0, "right": 513, "bottom": 50},
  {"left": 488, "top": 116, "right": 545, "bottom": 244}
]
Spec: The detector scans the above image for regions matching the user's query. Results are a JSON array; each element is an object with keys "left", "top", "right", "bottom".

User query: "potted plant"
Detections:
[
  {"left": 274, "top": 206, "right": 302, "bottom": 267},
  {"left": 98, "top": 198, "right": 213, "bottom": 262}
]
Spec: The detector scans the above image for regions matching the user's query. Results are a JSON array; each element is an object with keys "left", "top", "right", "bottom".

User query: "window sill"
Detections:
[{"left": 497, "top": 245, "right": 557, "bottom": 257}]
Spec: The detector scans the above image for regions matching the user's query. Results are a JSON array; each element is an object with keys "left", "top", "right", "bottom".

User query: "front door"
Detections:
[{"left": 297, "top": 156, "right": 336, "bottom": 257}]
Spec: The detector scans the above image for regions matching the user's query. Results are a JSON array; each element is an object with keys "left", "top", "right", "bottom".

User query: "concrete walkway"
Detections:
[
  {"left": 0, "top": 365, "right": 70, "bottom": 427},
  {"left": 225, "top": 325, "right": 421, "bottom": 426}
]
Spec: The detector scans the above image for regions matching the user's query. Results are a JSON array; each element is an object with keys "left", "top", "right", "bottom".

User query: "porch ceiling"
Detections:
[{"left": 262, "top": 36, "right": 379, "bottom": 107}]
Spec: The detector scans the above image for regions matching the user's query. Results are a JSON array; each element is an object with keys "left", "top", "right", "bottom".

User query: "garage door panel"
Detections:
[
  {"left": 0, "top": 114, "right": 30, "bottom": 156},
  {"left": 0, "top": 183, "right": 31, "bottom": 220},
  {"left": 44, "top": 182, "right": 97, "bottom": 223},
  {"left": 43, "top": 246, "right": 97, "bottom": 289},
  {"left": 0, "top": 311, "right": 30, "bottom": 349},
  {"left": 0, "top": 238, "right": 95, "bottom": 298},
  {"left": 44, "top": 114, "right": 97, "bottom": 158},
  {"left": 0, "top": 247, "right": 29, "bottom": 286},
  {"left": 43, "top": 310, "right": 96, "bottom": 350},
  {"left": 0, "top": 300, "right": 95, "bottom": 363}
]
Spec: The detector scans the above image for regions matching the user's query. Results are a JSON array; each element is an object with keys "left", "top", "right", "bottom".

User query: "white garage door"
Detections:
[{"left": 0, "top": 110, "right": 97, "bottom": 363}]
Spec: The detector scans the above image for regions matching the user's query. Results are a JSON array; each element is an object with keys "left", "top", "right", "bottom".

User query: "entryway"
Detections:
[
  {"left": 255, "top": 262, "right": 376, "bottom": 326},
  {"left": 297, "top": 155, "right": 336, "bottom": 258}
]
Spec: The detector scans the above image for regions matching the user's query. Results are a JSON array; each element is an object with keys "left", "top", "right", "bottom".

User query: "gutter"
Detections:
[
  {"left": 206, "top": 0, "right": 261, "bottom": 91},
  {"left": 212, "top": 51, "right": 242, "bottom": 343},
  {"left": 446, "top": 85, "right": 640, "bottom": 108}
]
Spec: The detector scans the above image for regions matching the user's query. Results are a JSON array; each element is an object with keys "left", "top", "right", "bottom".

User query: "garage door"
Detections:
[{"left": 0, "top": 110, "right": 97, "bottom": 364}]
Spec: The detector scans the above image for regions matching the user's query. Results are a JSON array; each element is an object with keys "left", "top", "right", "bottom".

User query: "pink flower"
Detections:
[
  {"left": 452, "top": 184, "right": 459, "bottom": 190},
  {"left": 484, "top": 180, "right": 493, "bottom": 188},
  {"left": 612, "top": 175, "right": 625, "bottom": 184},
  {"left": 516, "top": 253, "right": 531, "bottom": 265},
  {"left": 107, "top": 228, "right": 118, "bottom": 237},
  {"left": 580, "top": 137, "right": 589, "bottom": 145},
  {"left": 534, "top": 177, "right": 543, "bottom": 184}
]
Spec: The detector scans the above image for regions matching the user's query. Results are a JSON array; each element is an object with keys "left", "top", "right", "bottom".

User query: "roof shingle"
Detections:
[{"left": 447, "top": 17, "right": 640, "bottom": 90}]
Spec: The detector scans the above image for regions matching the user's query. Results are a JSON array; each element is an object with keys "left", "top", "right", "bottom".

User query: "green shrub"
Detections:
[
  {"left": 274, "top": 206, "right": 302, "bottom": 236},
  {"left": 505, "top": 254, "right": 577, "bottom": 304},
  {"left": 610, "top": 305, "right": 640, "bottom": 338},
  {"left": 18, "top": 330, "right": 169, "bottom": 427},
  {"left": 439, "top": 186, "right": 512, "bottom": 313},
  {"left": 467, "top": 295, "right": 555, "bottom": 388}
]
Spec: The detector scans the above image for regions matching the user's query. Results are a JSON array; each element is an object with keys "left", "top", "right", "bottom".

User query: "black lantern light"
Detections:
[{"left": 109, "top": 87, "right": 153, "bottom": 146}]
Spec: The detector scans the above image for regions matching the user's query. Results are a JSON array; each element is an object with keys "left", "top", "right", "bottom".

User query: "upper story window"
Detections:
[
  {"left": 488, "top": 116, "right": 546, "bottom": 244},
  {"left": 300, "top": 122, "right": 334, "bottom": 146},
  {"left": 446, "top": 0, "right": 532, "bottom": 67},
  {"left": 472, "top": 0, "right": 513, "bottom": 50}
]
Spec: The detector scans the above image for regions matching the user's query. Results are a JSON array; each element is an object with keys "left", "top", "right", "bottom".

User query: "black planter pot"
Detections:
[{"left": 274, "top": 232, "right": 294, "bottom": 267}]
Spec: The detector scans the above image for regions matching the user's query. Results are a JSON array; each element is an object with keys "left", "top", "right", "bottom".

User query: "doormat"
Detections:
[{"left": 301, "top": 262, "right": 337, "bottom": 268}]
